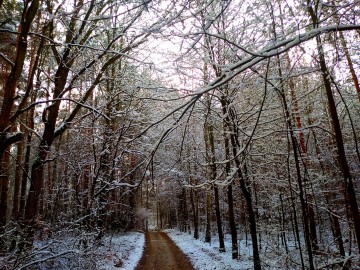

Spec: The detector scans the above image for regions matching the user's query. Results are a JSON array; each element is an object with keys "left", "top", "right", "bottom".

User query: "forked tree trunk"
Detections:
[
  {"left": 228, "top": 113, "right": 261, "bottom": 269},
  {"left": 220, "top": 94, "right": 238, "bottom": 259},
  {"left": 204, "top": 96, "right": 225, "bottom": 251},
  {"left": 24, "top": 69, "right": 67, "bottom": 235},
  {"left": 23, "top": 0, "right": 94, "bottom": 240}
]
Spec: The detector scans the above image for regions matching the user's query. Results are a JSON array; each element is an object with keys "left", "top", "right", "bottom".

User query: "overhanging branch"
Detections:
[
  {"left": 0, "top": 132, "right": 23, "bottom": 154},
  {"left": 193, "top": 24, "right": 360, "bottom": 97}
]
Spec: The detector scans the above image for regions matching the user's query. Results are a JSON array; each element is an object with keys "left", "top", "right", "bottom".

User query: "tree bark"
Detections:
[
  {"left": 190, "top": 188, "right": 199, "bottom": 239},
  {"left": 24, "top": 66, "right": 68, "bottom": 226},
  {"left": 220, "top": 94, "right": 238, "bottom": 259},
  {"left": 214, "top": 185, "right": 225, "bottom": 252},
  {"left": 279, "top": 86, "right": 315, "bottom": 270},
  {"left": 178, "top": 187, "right": 187, "bottom": 232},
  {"left": 204, "top": 95, "right": 225, "bottom": 251},
  {"left": 0, "top": 0, "right": 39, "bottom": 231},
  {"left": 19, "top": 94, "right": 36, "bottom": 220},
  {"left": 338, "top": 28, "right": 360, "bottom": 104},
  {"left": 12, "top": 138, "right": 24, "bottom": 221},
  {"left": 205, "top": 190, "right": 211, "bottom": 243},
  {"left": 307, "top": 2, "right": 360, "bottom": 252},
  {"left": 228, "top": 113, "right": 261, "bottom": 269},
  {"left": 317, "top": 36, "right": 360, "bottom": 252},
  {"left": 0, "top": 149, "right": 11, "bottom": 228},
  {"left": 0, "top": 0, "right": 39, "bottom": 151},
  {"left": 236, "top": 167, "right": 261, "bottom": 270},
  {"left": 331, "top": 210, "right": 345, "bottom": 257}
]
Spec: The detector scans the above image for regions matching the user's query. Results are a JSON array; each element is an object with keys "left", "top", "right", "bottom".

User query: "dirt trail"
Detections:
[{"left": 135, "top": 231, "right": 194, "bottom": 270}]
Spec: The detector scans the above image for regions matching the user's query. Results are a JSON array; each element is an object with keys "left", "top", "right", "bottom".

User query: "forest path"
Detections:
[{"left": 135, "top": 231, "right": 194, "bottom": 270}]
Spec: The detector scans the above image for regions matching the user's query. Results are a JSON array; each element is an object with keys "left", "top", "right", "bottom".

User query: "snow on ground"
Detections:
[
  {"left": 1, "top": 232, "right": 144, "bottom": 270},
  {"left": 4, "top": 228, "right": 357, "bottom": 269},
  {"left": 165, "top": 229, "right": 253, "bottom": 270},
  {"left": 166, "top": 229, "right": 360, "bottom": 269},
  {"left": 97, "top": 232, "right": 145, "bottom": 270}
]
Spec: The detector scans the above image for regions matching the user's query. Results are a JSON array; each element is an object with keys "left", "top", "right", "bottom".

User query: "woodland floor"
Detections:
[{"left": 135, "top": 231, "right": 194, "bottom": 270}]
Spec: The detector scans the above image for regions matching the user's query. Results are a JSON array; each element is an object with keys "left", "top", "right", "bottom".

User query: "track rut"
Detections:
[{"left": 135, "top": 231, "right": 194, "bottom": 270}]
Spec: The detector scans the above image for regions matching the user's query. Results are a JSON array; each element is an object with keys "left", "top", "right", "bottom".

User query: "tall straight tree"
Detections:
[
  {"left": 219, "top": 91, "right": 238, "bottom": 259},
  {"left": 307, "top": 0, "right": 360, "bottom": 253},
  {"left": 0, "top": 0, "right": 39, "bottom": 229}
]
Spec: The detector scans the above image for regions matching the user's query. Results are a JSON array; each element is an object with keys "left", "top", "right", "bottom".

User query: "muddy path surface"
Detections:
[{"left": 135, "top": 231, "right": 194, "bottom": 270}]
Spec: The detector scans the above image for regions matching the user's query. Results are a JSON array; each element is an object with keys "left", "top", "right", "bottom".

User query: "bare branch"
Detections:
[
  {"left": 0, "top": 52, "right": 14, "bottom": 66},
  {"left": 19, "top": 98, "right": 111, "bottom": 120}
]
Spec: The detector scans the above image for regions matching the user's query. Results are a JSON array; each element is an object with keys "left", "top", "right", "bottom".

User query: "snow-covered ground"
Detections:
[
  {"left": 1, "top": 232, "right": 144, "bottom": 270},
  {"left": 166, "top": 229, "right": 359, "bottom": 269},
  {"left": 3, "top": 229, "right": 357, "bottom": 269},
  {"left": 102, "top": 230, "right": 254, "bottom": 270},
  {"left": 166, "top": 229, "right": 253, "bottom": 270},
  {"left": 97, "top": 232, "right": 144, "bottom": 270}
]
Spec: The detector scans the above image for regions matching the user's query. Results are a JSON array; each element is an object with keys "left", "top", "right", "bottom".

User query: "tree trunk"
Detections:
[
  {"left": 23, "top": 62, "right": 71, "bottom": 245},
  {"left": 279, "top": 89, "right": 315, "bottom": 270},
  {"left": 0, "top": 149, "right": 11, "bottom": 229},
  {"left": 203, "top": 95, "right": 212, "bottom": 243},
  {"left": 0, "top": 0, "right": 39, "bottom": 152},
  {"left": 190, "top": 188, "right": 199, "bottom": 239},
  {"left": 0, "top": 2, "right": 42, "bottom": 226},
  {"left": 203, "top": 96, "right": 225, "bottom": 251},
  {"left": 286, "top": 152, "right": 305, "bottom": 269},
  {"left": 19, "top": 132, "right": 32, "bottom": 219},
  {"left": 127, "top": 155, "right": 137, "bottom": 231},
  {"left": 279, "top": 194, "right": 289, "bottom": 253},
  {"left": 331, "top": 210, "right": 345, "bottom": 257},
  {"left": 227, "top": 184, "right": 238, "bottom": 259},
  {"left": 338, "top": 30, "right": 360, "bottom": 104},
  {"left": 308, "top": 203, "right": 318, "bottom": 251},
  {"left": 178, "top": 187, "right": 188, "bottom": 232},
  {"left": 225, "top": 97, "right": 260, "bottom": 267},
  {"left": 220, "top": 94, "right": 238, "bottom": 259},
  {"left": 307, "top": 2, "right": 360, "bottom": 253},
  {"left": 270, "top": 29, "right": 314, "bottom": 267},
  {"left": 12, "top": 140, "right": 24, "bottom": 221},
  {"left": 214, "top": 185, "right": 225, "bottom": 252},
  {"left": 238, "top": 173, "right": 261, "bottom": 269},
  {"left": 228, "top": 120, "right": 261, "bottom": 268},
  {"left": 205, "top": 190, "right": 211, "bottom": 243},
  {"left": 317, "top": 36, "right": 360, "bottom": 252}
]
